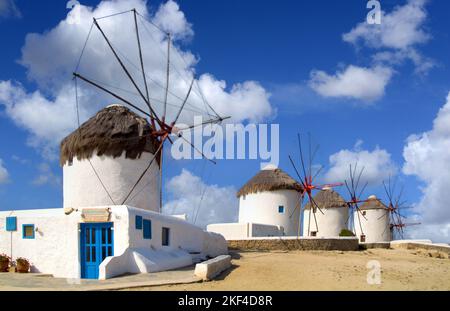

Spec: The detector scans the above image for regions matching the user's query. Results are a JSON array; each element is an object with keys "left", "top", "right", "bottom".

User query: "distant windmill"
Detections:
[
  {"left": 288, "top": 133, "right": 343, "bottom": 237},
  {"left": 343, "top": 163, "right": 369, "bottom": 237},
  {"left": 380, "top": 176, "right": 420, "bottom": 240}
]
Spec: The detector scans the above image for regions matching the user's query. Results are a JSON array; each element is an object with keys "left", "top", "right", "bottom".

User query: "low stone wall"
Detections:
[
  {"left": 391, "top": 241, "right": 450, "bottom": 255},
  {"left": 359, "top": 242, "right": 391, "bottom": 250},
  {"left": 194, "top": 255, "right": 232, "bottom": 281},
  {"left": 228, "top": 237, "right": 359, "bottom": 251}
]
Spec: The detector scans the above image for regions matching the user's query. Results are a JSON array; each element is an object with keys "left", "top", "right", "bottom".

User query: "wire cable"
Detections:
[{"left": 74, "top": 77, "right": 116, "bottom": 205}]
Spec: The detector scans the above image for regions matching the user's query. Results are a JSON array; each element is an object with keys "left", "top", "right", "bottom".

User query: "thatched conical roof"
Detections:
[
  {"left": 60, "top": 105, "right": 159, "bottom": 166},
  {"left": 304, "top": 189, "right": 347, "bottom": 209},
  {"left": 359, "top": 196, "right": 387, "bottom": 210},
  {"left": 236, "top": 166, "right": 302, "bottom": 197}
]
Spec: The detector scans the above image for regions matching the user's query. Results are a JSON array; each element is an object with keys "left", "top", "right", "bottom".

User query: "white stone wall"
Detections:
[
  {"left": 238, "top": 190, "right": 301, "bottom": 236},
  {"left": 0, "top": 209, "right": 78, "bottom": 278},
  {"left": 0, "top": 206, "right": 227, "bottom": 279},
  {"left": 0, "top": 207, "right": 130, "bottom": 279},
  {"left": 127, "top": 207, "right": 227, "bottom": 255},
  {"left": 100, "top": 207, "right": 228, "bottom": 279},
  {"left": 63, "top": 151, "right": 160, "bottom": 212},
  {"left": 302, "top": 207, "right": 349, "bottom": 237},
  {"left": 207, "top": 223, "right": 250, "bottom": 240},
  {"left": 354, "top": 208, "right": 391, "bottom": 243},
  {"left": 207, "top": 222, "right": 284, "bottom": 240},
  {"left": 250, "top": 223, "right": 284, "bottom": 237}
]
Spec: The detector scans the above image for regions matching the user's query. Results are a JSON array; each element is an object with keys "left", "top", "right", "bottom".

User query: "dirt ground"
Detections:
[{"left": 124, "top": 248, "right": 450, "bottom": 291}]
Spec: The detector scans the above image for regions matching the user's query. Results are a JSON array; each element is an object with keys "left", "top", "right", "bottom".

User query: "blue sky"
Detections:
[{"left": 1, "top": 0, "right": 450, "bottom": 241}]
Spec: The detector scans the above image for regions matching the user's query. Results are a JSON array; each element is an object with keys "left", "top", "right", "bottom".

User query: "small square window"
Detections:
[
  {"left": 23, "top": 224, "right": 35, "bottom": 239},
  {"left": 278, "top": 205, "right": 285, "bottom": 213},
  {"left": 310, "top": 231, "right": 317, "bottom": 237},
  {"left": 68, "top": 158, "right": 73, "bottom": 166},
  {"left": 162, "top": 227, "right": 170, "bottom": 246},
  {"left": 135, "top": 215, "right": 143, "bottom": 230},
  {"left": 362, "top": 211, "right": 367, "bottom": 216}
]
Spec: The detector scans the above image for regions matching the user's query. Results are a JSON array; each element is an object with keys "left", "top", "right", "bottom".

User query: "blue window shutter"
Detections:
[
  {"left": 278, "top": 206, "right": 285, "bottom": 213},
  {"left": 135, "top": 215, "right": 143, "bottom": 230},
  {"left": 143, "top": 219, "right": 152, "bottom": 239},
  {"left": 6, "top": 217, "right": 17, "bottom": 231}
]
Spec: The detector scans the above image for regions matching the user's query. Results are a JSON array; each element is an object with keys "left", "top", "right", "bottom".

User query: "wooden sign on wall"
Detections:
[{"left": 81, "top": 208, "right": 111, "bottom": 222}]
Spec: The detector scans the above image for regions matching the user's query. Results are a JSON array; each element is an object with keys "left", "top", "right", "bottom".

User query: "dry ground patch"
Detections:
[{"left": 123, "top": 248, "right": 450, "bottom": 291}]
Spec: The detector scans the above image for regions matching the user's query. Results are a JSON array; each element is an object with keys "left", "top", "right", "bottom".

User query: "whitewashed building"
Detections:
[
  {"left": 0, "top": 105, "right": 227, "bottom": 279},
  {"left": 354, "top": 195, "right": 391, "bottom": 243},
  {"left": 208, "top": 165, "right": 303, "bottom": 239},
  {"left": 303, "top": 188, "right": 349, "bottom": 237}
]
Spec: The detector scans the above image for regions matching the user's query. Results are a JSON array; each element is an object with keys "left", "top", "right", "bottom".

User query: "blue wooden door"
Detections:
[{"left": 80, "top": 222, "right": 114, "bottom": 279}]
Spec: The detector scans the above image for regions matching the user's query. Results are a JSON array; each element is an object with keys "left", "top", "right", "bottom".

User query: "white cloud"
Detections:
[
  {"left": 197, "top": 74, "right": 273, "bottom": 123},
  {"left": 0, "top": 80, "right": 81, "bottom": 159},
  {"left": 372, "top": 49, "right": 435, "bottom": 75},
  {"left": 153, "top": 0, "right": 193, "bottom": 40},
  {"left": 0, "top": 159, "right": 9, "bottom": 184},
  {"left": 32, "top": 163, "right": 61, "bottom": 187},
  {"left": 163, "top": 169, "right": 238, "bottom": 228},
  {"left": 0, "top": 0, "right": 273, "bottom": 158},
  {"left": 403, "top": 92, "right": 450, "bottom": 242},
  {"left": 309, "top": 0, "right": 433, "bottom": 103},
  {"left": 324, "top": 141, "right": 398, "bottom": 186},
  {"left": 309, "top": 65, "right": 393, "bottom": 102},
  {"left": 286, "top": 0, "right": 434, "bottom": 105},
  {"left": 343, "top": 0, "right": 430, "bottom": 50},
  {"left": 343, "top": 0, "right": 433, "bottom": 75},
  {"left": 0, "top": 0, "right": 21, "bottom": 18}
]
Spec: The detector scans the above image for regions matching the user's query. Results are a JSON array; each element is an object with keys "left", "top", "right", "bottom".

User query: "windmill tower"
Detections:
[
  {"left": 355, "top": 195, "right": 390, "bottom": 243},
  {"left": 237, "top": 165, "right": 303, "bottom": 236},
  {"left": 303, "top": 188, "right": 348, "bottom": 237},
  {"left": 61, "top": 105, "right": 161, "bottom": 211},
  {"left": 343, "top": 163, "right": 370, "bottom": 238},
  {"left": 288, "top": 133, "right": 343, "bottom": 237},
  {"left": 71, "top": 9, "right": 228, "bottom": 213},
  {"left": 381, "top": 177, "right": 420, "bottom": 240}
]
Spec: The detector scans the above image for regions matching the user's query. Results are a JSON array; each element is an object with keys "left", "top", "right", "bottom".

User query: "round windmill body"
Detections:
[
  {"left": 303, "top": 188, "right": 348, "bottom": 237},
  {"left": 288, "top": 133, "right": 344, "bottom": 237},
  {"left": 237, "top": 165, "right": 303, "bottom": 236},
  {"left": 61, "top": 105, "right": 161, "bottom": 212},
  {"left": 354, "top": 195, "right": 391, "bottom": 243}
]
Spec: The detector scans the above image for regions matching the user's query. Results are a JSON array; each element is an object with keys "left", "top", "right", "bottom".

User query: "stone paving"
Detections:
[{"left": 0, "top": 266, "right": 201, "bottom": 291}]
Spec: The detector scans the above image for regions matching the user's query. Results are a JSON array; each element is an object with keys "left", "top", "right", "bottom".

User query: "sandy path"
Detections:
[{"left": 124, "top": 249, "right": 450, "bottom": 291}]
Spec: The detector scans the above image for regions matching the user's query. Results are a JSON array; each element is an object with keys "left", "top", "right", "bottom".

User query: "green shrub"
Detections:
[{"left": 339, "top": 229, "right": 356, "bottom": 237}]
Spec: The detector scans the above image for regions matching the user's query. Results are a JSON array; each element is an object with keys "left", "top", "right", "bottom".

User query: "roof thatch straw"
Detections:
[
  {"left": 359, "top": 197, "right": 387, "bottom": 210},
  {"left": 60, "top": 105, "right": 159, "bottom": 166},
  {"left": 236, "top": 168, "right": 303, "bottom": 197},
  {"left": 304, "top": 189, "right": 347, "bottom": 209}
]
